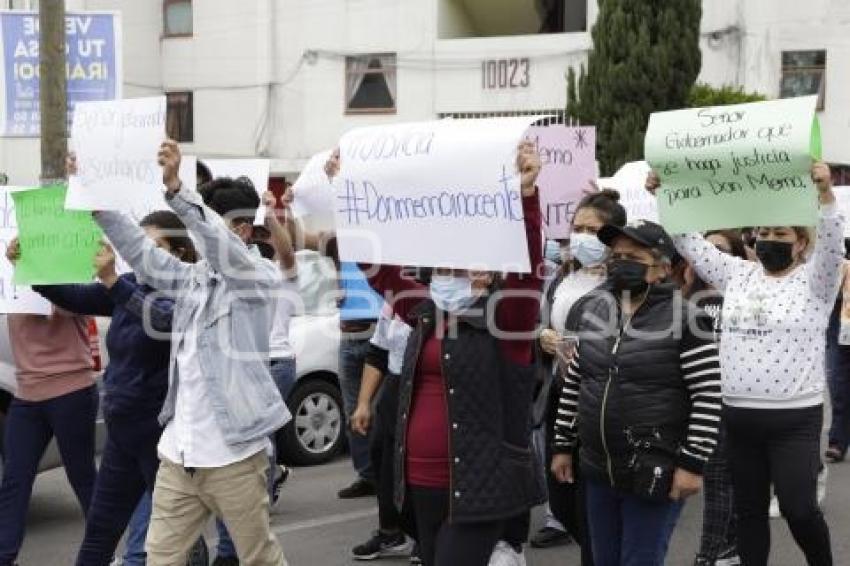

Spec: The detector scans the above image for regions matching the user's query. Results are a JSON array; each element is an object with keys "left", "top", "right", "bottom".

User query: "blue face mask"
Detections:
[
  {"left": 569, "top": 233, "right": 608, "bottom": 267},
  {"left": 545, "top": 240, "right": 563, "bottom": 265},
  {"left": 430, "top": 274, "right": 477, "bottom": 313}
]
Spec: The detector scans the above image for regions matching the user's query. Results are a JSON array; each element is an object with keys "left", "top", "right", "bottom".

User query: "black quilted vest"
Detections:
[
  {"left": 394, "top": 298, "right": 545, "bottom": 523},
  {"left": 567, "top": 283, "right": 696, "bottom": 489}
]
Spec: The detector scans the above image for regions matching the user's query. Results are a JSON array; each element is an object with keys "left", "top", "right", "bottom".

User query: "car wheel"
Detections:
[{"left": 280, "top": 379, "right": 344, "bottom": 466}]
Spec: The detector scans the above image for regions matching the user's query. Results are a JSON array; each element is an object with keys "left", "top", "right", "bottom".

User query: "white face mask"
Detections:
[
  {"left": 429, "top": 274, "right": 476, "bottom": 313},
  {"left": 569, "top": 233, "right": 608, "bottom": 267}
]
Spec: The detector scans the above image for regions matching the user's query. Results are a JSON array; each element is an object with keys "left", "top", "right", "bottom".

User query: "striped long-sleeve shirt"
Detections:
[{"left": 553, "top": 321, "right": 722, "bottom": 475}]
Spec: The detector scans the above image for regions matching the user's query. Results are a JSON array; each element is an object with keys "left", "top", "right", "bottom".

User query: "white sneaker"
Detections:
[
  {"left": 769, "top": 495, "right": 781, "bottom": 519},
  {"left": 818, "top": 466, "right": 828, "bottom": 506},
  {"left": 488, "top": 541, "right": 527, "bottom": 566}
]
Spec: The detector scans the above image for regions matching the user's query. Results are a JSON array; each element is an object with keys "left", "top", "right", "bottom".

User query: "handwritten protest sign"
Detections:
[
  {"left": 13, "top": 185, "right": 102, "bottom": 285},
  {"left": 204, "top": 159, "right": 269, "bottom": 224},
  {"left": 291, "top": 149, "right": 335, "bottom": 232},
  {"left": 66, "top": 96, "right": 166, "bottom": 216},
  {"left": 0, "top": 11, "right": 122, "bottom": 136},
  {"left": 645, "top": 96, "right": 821, "bottom": 234},
  {"left": 597, "top": 161, "right": 658, "bottom": 222},
  {"left": 525, "top": 126, "right": 596, "bottom": 238},
  {"left": 335, "top": 117, "right": 542, "bottom": 272},
  {"left": 0, "top": 187, "right": 50, "bottom": 313}
]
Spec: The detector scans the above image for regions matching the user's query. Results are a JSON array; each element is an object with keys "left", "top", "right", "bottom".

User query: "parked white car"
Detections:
[
  {"left": 0, "top": 250, "right": 345, "bottom": 475},
  {"left": 279, "top": 251, "right": 345, "bottom": 466}
]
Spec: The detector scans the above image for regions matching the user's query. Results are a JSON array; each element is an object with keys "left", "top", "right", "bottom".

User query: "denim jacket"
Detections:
[{"left": 95, "top": 188, "right": 289, "bottom": 446}]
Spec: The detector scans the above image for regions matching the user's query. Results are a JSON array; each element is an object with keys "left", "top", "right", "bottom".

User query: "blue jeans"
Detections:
[
  {"left": 216, "top": 357, "right": 296, "bottom": 559},
  {"left": 585, "top": 479, "right": 684, "bottom": 566},
  {"left": 339, "top": 337, "right": 373, "bottom": 481},
  {"left": 76, "top": 413, "right": 162, "bottom": 566},
  {"left": 0, "top": 386, "right": 98, "bottom": 566},
  {"left": 122, "top": 492, "right": 151, "bottom": 566},
  {"left": 826, "top": 343, "right": 850, "bottom": 452}
]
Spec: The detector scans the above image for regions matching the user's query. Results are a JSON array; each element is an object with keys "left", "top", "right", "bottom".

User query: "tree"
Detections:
[
  {"left": 567, "top": 0, "right": 702, "bottom": 176},
  {"left": 688, "top": 83, "right": 766, "bottom": 107},
  {"left": 40, "top": 0, "right": 68, "bottom": 184}
]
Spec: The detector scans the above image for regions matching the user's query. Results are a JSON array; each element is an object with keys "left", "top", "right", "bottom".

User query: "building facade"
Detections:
[{"left": 0, "top": 0, "right": 847, "bottom": 185}]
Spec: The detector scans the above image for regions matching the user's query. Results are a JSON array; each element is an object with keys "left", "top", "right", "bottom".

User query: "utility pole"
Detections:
[{"left": 39, "top": 0, "right": 67, "bottom": 184}]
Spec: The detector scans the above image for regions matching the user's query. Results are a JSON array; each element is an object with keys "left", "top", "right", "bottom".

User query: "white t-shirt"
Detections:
[
  {"left": 549, "top": 270, "right": 606, "bottom": 333},
  {"left": 159, "top": 299, "right": 270, "bottom": 468},
  {"left": 269, "top": 277, "right": 299, "bottom": 360},
  {"left": 673, "top": 205, "right": 845, "bottom": 409},
  {"left": 370, "top": 305, "right": 412, "bottom": 375}
]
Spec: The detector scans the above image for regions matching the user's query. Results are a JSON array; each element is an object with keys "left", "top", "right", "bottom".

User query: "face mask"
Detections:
[
  {"left": 608, "top": 259, "right": 649, "bottom": 295},
  {"left": 430, "top": 274, "right": 477, "bottom": 313},
  {"left": 545, "top": 240, "right": 563, "bottom": 265},
  {"left": 570, "top": 233, "right": 608, "bottom": 267},
  {"left": 755, "top": 240, "right": 795, "bottom": 273}
]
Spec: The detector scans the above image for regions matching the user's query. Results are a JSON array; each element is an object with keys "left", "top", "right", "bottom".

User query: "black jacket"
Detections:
[
  {"left": 555, "top": 283, "right": 720, "bottom": 488},
  {"left": 394, "top": 298, "right": 545, "bottom": 523}
]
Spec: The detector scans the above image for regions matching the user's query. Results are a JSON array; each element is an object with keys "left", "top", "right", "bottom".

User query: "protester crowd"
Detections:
[{"left": 0, "top": 132, "right": 844, "bottom": 566}]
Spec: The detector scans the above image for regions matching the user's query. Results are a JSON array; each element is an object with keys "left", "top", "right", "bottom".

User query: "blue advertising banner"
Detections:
[{"left": 0, "top": 11, "right": 122, "bottom": 137}]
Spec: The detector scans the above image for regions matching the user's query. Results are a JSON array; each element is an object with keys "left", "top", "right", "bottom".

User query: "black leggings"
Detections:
[
  {"left": 408, "top": 487, "right": 503, "bottom": 566},
  {"left": 371, "top": 377, "right": 404, "bottom": 533},
  {"left": 724, "top": 404, "right": 832, "bottom": 566}
]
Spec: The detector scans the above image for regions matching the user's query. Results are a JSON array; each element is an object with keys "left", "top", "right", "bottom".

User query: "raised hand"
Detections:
[
  {"left": 5, "top": 237, "right": 20, "bottom": 265},
  {"left": 812, "top": 161, "right": 834, "bottom": 205},
  {"left": 324, "top": 148, "right": 341, "bottom": 181},
  {"left": 66, "top": 152, "right": 78, "bottom": 177},
  {"left": 517, "top": 141, "right": 541, "bottom": 197},
  {"left": 645, "top": 171, "right": 661, "bottom": 195},
  {"left": 157, "top": 140, "right": 182, "bottom": 194},
  {"left": 94, "top": 241, "right": 119, "bottom": 288}
]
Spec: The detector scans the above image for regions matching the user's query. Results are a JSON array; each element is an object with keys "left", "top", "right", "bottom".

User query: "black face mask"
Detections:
[
  {"left": 755, "top": 240, "right": 795, "bottom": 273},
  {"left": 608, "top": 259, "right": 650, "bottom": 295}
]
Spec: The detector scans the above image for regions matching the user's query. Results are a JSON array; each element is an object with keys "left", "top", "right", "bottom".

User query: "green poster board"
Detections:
[
  {"left": 12, "top": 185, "right": 103, "bottom": 284},
  {"left": 645, "top": 96, "right": 822, "bottom": 234}
]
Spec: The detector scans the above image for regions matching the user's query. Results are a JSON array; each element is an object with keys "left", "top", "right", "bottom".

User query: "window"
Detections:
[
  {"left": 166, "top": 92, "right": 193, "bottom": 143},
  {"left": 163, "top": 0, "right": 192, "bottom": 37},
  {"left": 345, "top": 54, "right": 397, "bottom": 114},
  {"left": 780, "top": 50, "right": 826, "bottom": 110}
]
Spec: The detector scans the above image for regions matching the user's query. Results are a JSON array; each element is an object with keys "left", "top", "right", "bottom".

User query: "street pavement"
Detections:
[{"left": 15, "top": 456, "right": 850, "bottom": 565}]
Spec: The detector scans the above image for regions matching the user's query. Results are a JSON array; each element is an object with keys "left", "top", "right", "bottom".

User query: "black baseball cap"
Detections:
[{"left": 598, "top": 220, "right": 678, "bottom": 262}]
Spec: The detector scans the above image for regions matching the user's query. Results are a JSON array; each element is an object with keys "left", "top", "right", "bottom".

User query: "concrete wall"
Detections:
[{"left": 699, "top": 0, "right": 850, "bottom": 163}]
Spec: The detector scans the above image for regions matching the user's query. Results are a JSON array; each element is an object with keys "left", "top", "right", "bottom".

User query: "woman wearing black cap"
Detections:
[{"left": 551, "top": 220, "right": 722, "bottom": 566}]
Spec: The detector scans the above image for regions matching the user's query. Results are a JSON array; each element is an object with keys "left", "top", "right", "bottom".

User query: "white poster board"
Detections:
[
  {"left": 0, "top": 187, "right": 52, "bottom": 314},
  {"left": 335, "top": 117, "right": 541, "bottom": 272},
  {"left": 291, "top": 149, "right": 334, "bottom": 232},
  {"left": 65, "top": 96, "right": 166, "bottom": 216},
  {"left": 597, "top": 160, "right": 658, "bottom": 223}
]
